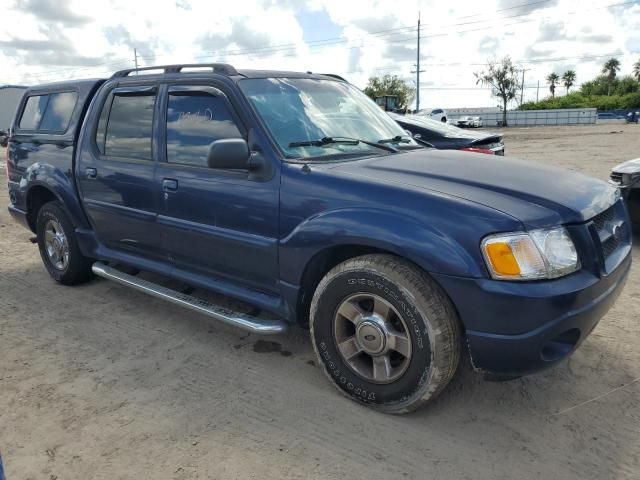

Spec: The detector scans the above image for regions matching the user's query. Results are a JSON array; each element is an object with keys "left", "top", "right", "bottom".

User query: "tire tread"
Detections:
[{"left": 310, "top": 254, "right": 460, "bottom": 413}]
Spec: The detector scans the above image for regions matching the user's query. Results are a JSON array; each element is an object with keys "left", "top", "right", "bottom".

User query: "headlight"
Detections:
[{"left": 481, "top": 227, "right": 579, "bottom": 280}]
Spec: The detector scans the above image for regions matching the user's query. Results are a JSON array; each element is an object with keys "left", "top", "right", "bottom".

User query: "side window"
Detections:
[
  {"left": 39, "top": 92, "right": 77, "bottom": 131},
  {"left": 19, "top": 95, "right": 49, "bottom": 129},
  {"left": 166, "top": 93, "right": 242, "bottom": 167},
  {"left": 103, "top": 93, "right": 156, "bottom": 159}
]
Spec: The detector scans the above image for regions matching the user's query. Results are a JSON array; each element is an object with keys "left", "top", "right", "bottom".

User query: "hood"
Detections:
[{"left": 328, "top": 149, "right": 618, "bottom": 228}]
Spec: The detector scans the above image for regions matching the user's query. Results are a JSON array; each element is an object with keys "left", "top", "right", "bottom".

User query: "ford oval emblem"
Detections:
[{"left": 612, "top": 224, "right": 621, "bottom": 239}]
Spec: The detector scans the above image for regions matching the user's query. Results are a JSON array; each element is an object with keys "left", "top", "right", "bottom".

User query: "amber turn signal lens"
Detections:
[{"left": 484, "top": 242, "right": 521, "bottom": 276}]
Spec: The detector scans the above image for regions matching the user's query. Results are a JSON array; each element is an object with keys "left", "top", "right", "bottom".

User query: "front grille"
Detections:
[
  {"left": 592, "top": 205, "right": 615, "bottom": 233},
  {"left": 601, "top": 233, "right": 621, "bottom": 259},
  {"left": 590, "top": 204, "right": 626, "bottom": 263}
]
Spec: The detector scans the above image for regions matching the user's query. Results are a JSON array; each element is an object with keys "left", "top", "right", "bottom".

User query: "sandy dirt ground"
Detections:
[{"left": 0, "top": 124, "right": 639, "bottom": 480}]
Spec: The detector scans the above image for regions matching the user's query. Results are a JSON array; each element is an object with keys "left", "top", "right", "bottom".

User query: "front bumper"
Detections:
[{"left": 433, "top": 252, "right": 631, "bottom": 375}]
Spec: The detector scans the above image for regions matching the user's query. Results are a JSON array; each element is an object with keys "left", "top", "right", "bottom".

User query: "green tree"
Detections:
[
  {"left": 546, "top": 72, "right": 559, "bottom": 98},
  {"left": 602, "top": 58, "right": 621, "bottom": 95},
  {"left": 614, "top": 75, "right": 640, "bottom": 95},
  {"left": 562, "top": 70, "right": 576, "bottom": 94},
  {"left": 363, "top": 75, "right": 416, "bottom": 109},
  {"left": 633, "top": 58, "right": 640, "bottom": 81},
  {"left": 580, "top": 75, "right": 614, "bottom": 96},
  {"left": 474, "top": 56, "right": 520, "bottom": 126}
]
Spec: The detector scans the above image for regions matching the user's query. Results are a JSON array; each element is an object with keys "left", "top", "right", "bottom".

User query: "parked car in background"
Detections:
[
  {"left": 456, "top": 116, "right": 483, "bottom": 128},
  {"left": 391, "top": 113, "right": 504, "bottom": 155},
  {"left": 456, "top": 116, "right": 473, "bottom": 128},
  {"left": 610, "top": 158, "right": 640, "bottom": 229},
  {"left": 625, "top": 111, "right": 639, "bottom": 124},
  {"left": 597, "top": 112, "right": 625, "bottom": 122},
  {"left": 416, "top": 107, "right": 447, "bottom": 123}
]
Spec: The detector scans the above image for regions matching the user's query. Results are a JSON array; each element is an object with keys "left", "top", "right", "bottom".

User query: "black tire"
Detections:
[
  {"left": 36, "top": 201, "right": 93, "bottom": 285},
  {"left": 310, "top": 254, "right": 460, "bottom": 414}
]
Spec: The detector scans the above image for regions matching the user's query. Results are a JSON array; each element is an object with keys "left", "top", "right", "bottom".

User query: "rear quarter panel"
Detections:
[{"left": 7, "top": 80, "right": 104, "bottom": 229}]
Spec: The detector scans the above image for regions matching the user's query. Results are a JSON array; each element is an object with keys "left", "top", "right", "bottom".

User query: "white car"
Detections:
[
  {"left": 456, "top": 116, "right": 483, "bottom": 128},
  {"left": 417, "top": 108, "right": 447, "bottom": 123}
]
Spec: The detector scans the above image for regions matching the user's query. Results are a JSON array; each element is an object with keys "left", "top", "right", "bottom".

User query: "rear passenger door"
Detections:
[
  {"left": 76, "top": 85, "right": 165, "bottom": 261},
  {"left": 156, "top": 83, "right": 280, "bottom": 293}
]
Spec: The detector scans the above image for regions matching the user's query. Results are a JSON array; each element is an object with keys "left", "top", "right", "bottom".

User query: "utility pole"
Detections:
[
  {"left": 536, "top": 80, "right": 540, "bottom": 102},
  {"left": 134, "top": 48, "right": 139, "bottom": 74},
  {"left": 410, "top": 12, "right": 425, "bottom": 112},
  {"left": 520, "top": 67, "right": 530, "bottom": 105}
]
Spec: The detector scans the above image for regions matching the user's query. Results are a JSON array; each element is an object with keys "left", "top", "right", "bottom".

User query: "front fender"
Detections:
[
  {"left": 279, "top": 207, "right": 484, "bottom": 285},
  {"left": 20, "top": 163, "right": 90, "bottom": 230}
]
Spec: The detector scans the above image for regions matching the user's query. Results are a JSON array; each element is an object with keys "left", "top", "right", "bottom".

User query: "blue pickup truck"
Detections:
[{"left": 6, "top": 64, "right": 632, "bottom": 413}]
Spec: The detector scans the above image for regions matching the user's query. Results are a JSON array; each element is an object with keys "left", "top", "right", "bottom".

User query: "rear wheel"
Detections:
[
  {"left": 36, "top": 201, "right": 93, "bottom": 285},
  {"left": 309, "top": 254, "right": 460, "bottom": 414}
]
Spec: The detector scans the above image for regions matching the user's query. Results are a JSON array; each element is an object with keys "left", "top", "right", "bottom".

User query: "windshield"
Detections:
[{"left": 238, "top": 78, "right": 418, "bottom": 159}]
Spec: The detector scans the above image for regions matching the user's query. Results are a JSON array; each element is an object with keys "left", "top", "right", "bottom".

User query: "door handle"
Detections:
[
  {"left": 162, "top": 178, "right": 178, "bottom": 192},
  {"left": 85, "top": 167, "right": 97, "bottom": 179}
]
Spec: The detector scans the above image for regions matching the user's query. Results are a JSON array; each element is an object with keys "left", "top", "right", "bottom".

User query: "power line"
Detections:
[
  {"left": 171, "top": 0, "right": 639, "bottom": 66},
  {"left": 5, "top": 0, "right": 638, "bottom": 84}
]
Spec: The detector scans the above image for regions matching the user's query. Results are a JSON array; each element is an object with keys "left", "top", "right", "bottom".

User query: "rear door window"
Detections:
[
  {"left": 102, "top": 92, "right": 156, "bottom": 159},
  {"left": 39, "top": 92, "right": 77, "bottom": 131}
]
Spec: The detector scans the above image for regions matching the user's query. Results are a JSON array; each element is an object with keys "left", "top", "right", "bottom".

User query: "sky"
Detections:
[{"left": 0, "top": 0, "right": 639, "bottom": 108}]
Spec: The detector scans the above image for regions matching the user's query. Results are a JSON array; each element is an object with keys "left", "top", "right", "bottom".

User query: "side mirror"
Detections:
[{"left": 207, "top": 138, "right": 250, "bottom": 169}]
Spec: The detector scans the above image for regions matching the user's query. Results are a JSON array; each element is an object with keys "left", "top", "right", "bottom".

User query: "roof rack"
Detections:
[
  {"left": 320, "top": 73, "right": 348, "bottom": 82},
  {"left": 111, "top": 63, "right": 239, "bottom": 78}
]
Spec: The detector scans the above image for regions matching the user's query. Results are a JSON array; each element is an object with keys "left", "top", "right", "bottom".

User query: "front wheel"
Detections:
[
  {"left": 309, "top": 254, "right": 460, "bottom": 414},
  {"left": 36, "top": 201, "right": 93, "bottom": 285}
]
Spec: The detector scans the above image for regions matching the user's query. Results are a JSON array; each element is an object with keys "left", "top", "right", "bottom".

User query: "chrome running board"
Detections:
[{"left": 91, "top": 262, "right": 288, "bottom": 335}]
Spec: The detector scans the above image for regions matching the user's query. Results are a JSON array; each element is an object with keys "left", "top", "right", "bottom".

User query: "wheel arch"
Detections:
[
  {"left": 280, "top": 208, "right": 482, "bottom": 325},
  {"left": 22, "top": 166, "right": 91, "bottom": 233},
  {"left": 295, "top": 244, "right": 387, "bottom": 324},
  {"left": 26, "top": 185, "right": 59, "bottom": 232}
]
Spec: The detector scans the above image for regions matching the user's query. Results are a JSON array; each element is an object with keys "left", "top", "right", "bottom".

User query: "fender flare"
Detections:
[
  {"left": 22, "top": 163, "right": 91, "bottom": 230},
  {"left": 279, "top": 207, "right": 484, "bottom": 286}
]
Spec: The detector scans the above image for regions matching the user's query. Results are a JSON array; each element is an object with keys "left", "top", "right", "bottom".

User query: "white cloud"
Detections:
[{"left": 0, "top": 0, "right": 638, "bottom": 107}]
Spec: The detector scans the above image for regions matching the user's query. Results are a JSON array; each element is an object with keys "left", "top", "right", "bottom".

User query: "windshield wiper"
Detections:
[
  {"left": 288, "top": 136, "right": 397, "bottom": 153},
  {"left": 378, "top": 135, "right": 412, "bottom": 145}
]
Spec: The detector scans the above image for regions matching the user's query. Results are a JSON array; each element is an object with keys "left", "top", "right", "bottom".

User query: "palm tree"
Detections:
[
  {"left": 546, "top": 72, "right": 559, "bottom": 98},
  {"left": 602, "top": 58, "right": 621, "bottom": 95},
  {"left": 562, "top": 70, "right": 576, "bottom": 94},
  {"left": 633, "top": 59, "right": 640, "bottom": 82}
]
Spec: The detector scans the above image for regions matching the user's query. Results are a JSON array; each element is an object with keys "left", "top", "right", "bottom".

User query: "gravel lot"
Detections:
[{"left": 1, "top": 124, "right": 639, "bottom": 480}]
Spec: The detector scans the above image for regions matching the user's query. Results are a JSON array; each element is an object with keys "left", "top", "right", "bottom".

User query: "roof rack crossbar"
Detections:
[
  {"left": 320, "top": 73, "right": 347, "bottom": 82},
  {"left": 111, "top": 63, "right": 238, "bottom": 78}
]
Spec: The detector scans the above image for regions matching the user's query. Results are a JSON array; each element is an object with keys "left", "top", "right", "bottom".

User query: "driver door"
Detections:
[{"left": 156, "top": 83, "right": 280, "bottom": 293}]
